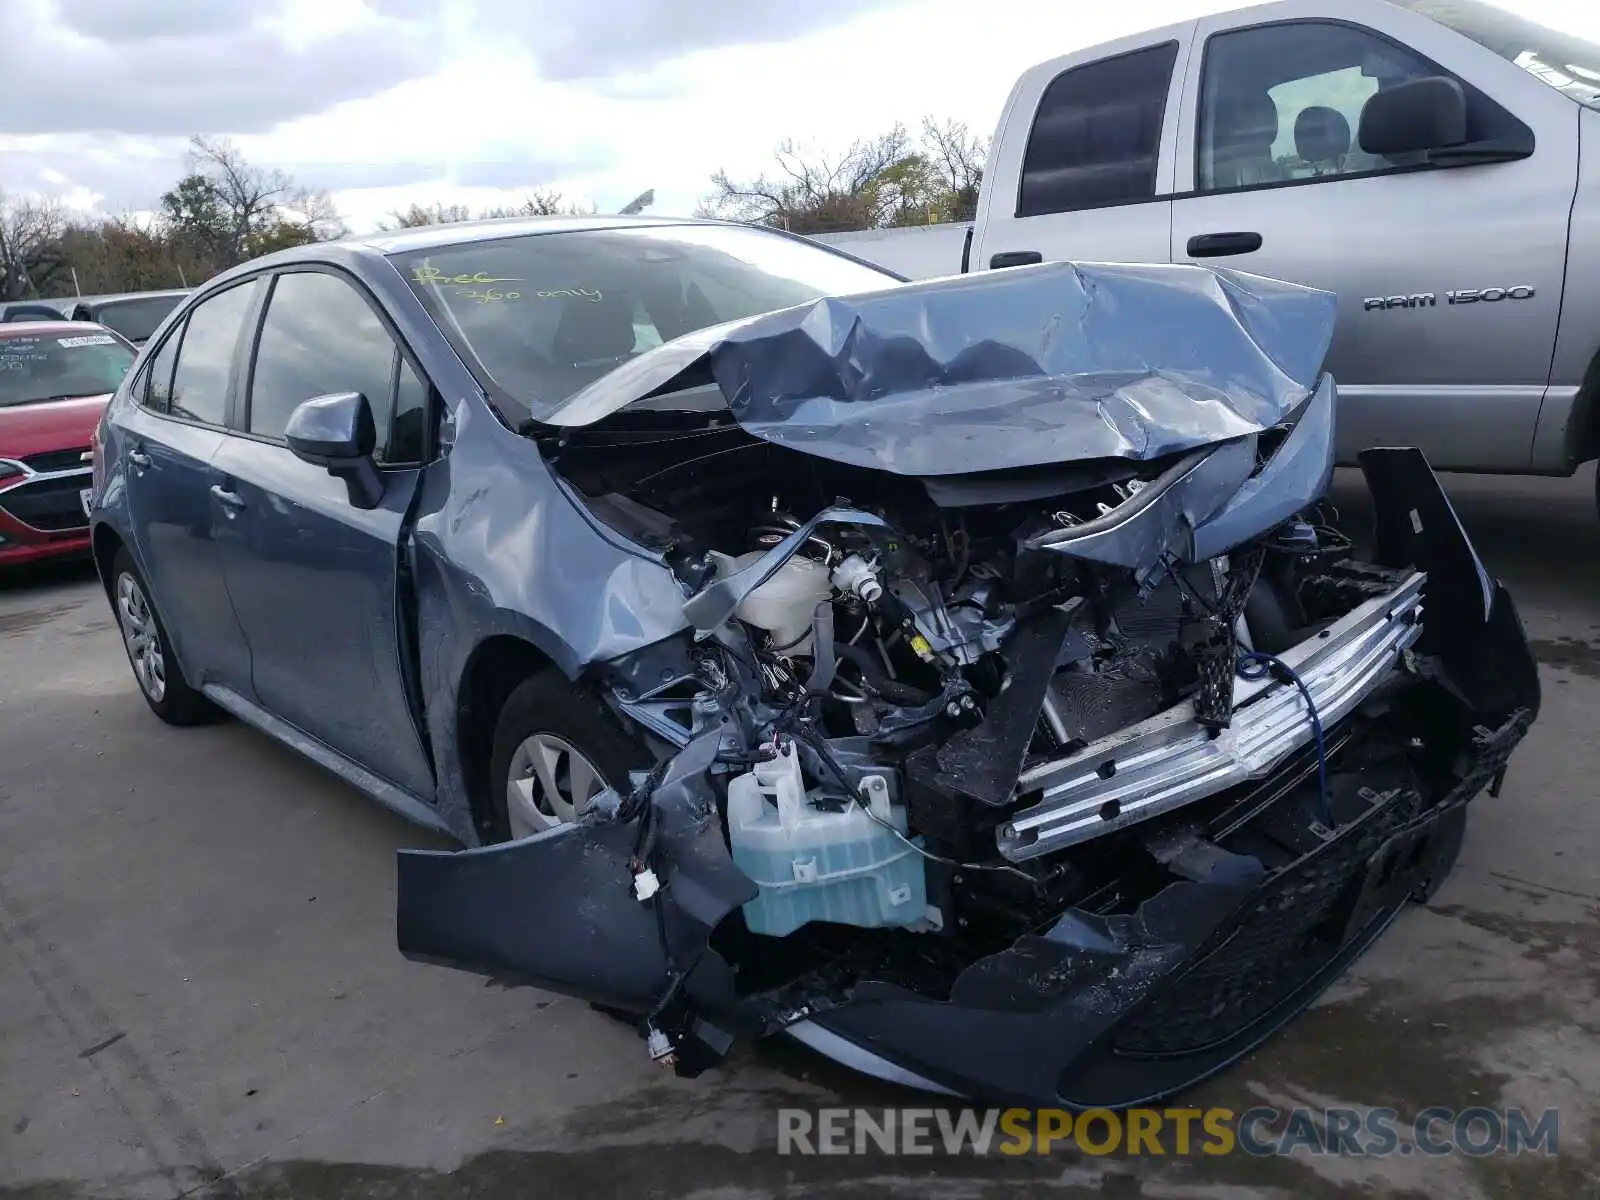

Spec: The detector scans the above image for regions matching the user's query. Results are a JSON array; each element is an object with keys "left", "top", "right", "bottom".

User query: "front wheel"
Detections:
[
  {"left": 486, "top": 670, "right": 653, "bottom": 842},
  {"left": 110, "top": 549, "right": 213, "bottom": 725}
]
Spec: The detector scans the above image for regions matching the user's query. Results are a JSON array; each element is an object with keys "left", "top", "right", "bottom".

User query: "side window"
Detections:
[
  {"left": 248, "top": 271, "right": 416, "bottom": 460},
  {"left": 390, "top": 355, "right": 428, "bottom": 465},
  {"left": 142, "top": 329, "right": 181, "bottom": 413},
  {"left": 1016, "top": 42, "right": 1179, "bottom": 217},
  {"left": 1199, "top": 22, "right": 1439, "bottom": 192},
  {"left": 168, "top": 282, "right": 258, "bottom": 425}
]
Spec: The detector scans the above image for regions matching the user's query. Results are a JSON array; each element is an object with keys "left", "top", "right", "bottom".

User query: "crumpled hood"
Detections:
[{"left": 543, "top": 260, "right": 1337, "bottom": 476}]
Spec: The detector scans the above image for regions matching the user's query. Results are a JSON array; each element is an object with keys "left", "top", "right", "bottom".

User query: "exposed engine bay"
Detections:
[{"left": 397, "top": 262, "right": 1541, "bottom": 1105}]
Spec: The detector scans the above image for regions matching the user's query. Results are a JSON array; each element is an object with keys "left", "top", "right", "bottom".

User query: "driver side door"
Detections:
[
  {"left": 1169, "top": 12, "right": 1577, "bottom": 470},
  {"left": 211, "top": 266, "right": 436, "bottom": 799}
]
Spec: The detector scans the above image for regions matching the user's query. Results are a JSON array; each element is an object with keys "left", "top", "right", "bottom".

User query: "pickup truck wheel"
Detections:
[
  {"left": 486, "top": 670, "right": 653, "bottom": 842},
  {"left": 110, "top": 549, "right": 213, "bottom": 726}
]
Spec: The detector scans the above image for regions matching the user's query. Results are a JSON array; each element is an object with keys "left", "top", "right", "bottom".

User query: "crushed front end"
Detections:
[{"left": 397, "top": 263, "right": 1540, "bottom": 1106}]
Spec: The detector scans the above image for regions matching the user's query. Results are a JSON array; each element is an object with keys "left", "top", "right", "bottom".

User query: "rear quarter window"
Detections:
[{"left": 1017, "top": 41, "right": 1180, "bottom": 217}]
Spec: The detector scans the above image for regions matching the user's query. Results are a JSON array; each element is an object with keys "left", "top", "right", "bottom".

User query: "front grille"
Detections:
[
  {"left": 22, "top": 447, "right": 90, "bottom": 473},
  {"left": 1112, "top": 783, "right": 1423, "bottom": 1057},
  {"left": 0, "top": 472, "right": 90, "bottom": 532}
]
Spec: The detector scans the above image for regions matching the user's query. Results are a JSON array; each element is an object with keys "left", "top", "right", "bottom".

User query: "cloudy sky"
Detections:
[{"left": 1, "top": 0, "right": 1595, "bottom": 232}]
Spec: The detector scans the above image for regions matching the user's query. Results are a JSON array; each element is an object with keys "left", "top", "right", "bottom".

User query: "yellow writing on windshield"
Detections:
[
  {"left": 411, "top": 266, "right": 523, "bottom": 287},
  {"left": 534, "top": 288, "right": 603, "bottom": 302},
  {"left": 457, "top": 287, "right": 522, "bottom": 304}
]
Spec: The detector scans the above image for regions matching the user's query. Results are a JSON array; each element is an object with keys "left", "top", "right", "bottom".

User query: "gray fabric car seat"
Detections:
[
  {"left": 1294, "top": 105, "right": 1352, "bottom": 176},
  {"left": 1210, "top": 92, "right": 1285, "bottom": 188},
  {"left": 551, "top": 291, "right": 637, "bottom": 365}
]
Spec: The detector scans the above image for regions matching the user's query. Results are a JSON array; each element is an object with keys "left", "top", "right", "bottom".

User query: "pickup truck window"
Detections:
[
  {"left": 1200, "top": 22, "right": 1445, "bottom": 191},
  {"left": 1016, "top": 41, "right": 1178, "bottom": 217},
  {"left": 1394, "top": 0, "right": 1600, "bottom": 109}
]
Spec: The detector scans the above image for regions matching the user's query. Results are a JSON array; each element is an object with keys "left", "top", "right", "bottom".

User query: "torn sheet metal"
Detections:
[
  {"left": 543, "top": 262, "right": 1338, "bottom": 477},
  {"left": 1022, "top": 438, "right": 1257, "bottom": 570},
  {"left": 1190, "top": 373, "right": 1338, "bottom": 562},
  {"left": 1019, "top": 372, "right": 1335, "bottom": 572}
]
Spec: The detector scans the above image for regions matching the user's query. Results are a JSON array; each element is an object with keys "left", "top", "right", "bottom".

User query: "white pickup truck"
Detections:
[{"left": 816, "top": 0, "right": 1600, "bottom": 506}]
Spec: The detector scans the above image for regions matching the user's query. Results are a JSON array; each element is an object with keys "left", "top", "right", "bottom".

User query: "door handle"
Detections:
[
  {"left": 1187, "top": 232, "right": 1263, "bottom": 258},
  {"left": 210, "top": 484, "right": 246, "bottom": 511},
  {"left": 989, "top": 250, "right": 1044, "bottom": 269},
  {"left": 127, "top": 448, "right": 151, "bottom": 469}
]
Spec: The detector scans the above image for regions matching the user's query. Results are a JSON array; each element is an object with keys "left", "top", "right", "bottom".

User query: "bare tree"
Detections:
[
  {"left": 481, "top": 189, "right": 596, "bottom": 218},
  {"left": 187, "top": 136, "right": 293, "bottom": 263},
  {"left": 702, "top": 127, "right": 918, "bottom": 233},
  {"left": 382, "top": 190, "right": 596, "bottom": 230},
  {"left": 287, "top": 186, "right": 346, "bottom": 241},
  {"left": 159, "top": 136, "right": 344, "bottom": 266},
  {"left": 702, "top": 117, "right": 990, "bottom": 233},
  {"left": 920, "top": 117, "right": 988, "bottom": 221},
  {"left": 383, "top": 201, "right": 476, "bottom": 229},
  {"left": 0, "top": 191, "right": 68, "bottom": 300}
]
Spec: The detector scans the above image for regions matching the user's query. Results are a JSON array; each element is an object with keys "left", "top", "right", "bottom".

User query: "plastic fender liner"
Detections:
[
  {"left": 396, "top": 730, "right": 757, "bottom": 1014},
  {"left": 1358, "top": 446, "right": 1541, "bottom": 720}
]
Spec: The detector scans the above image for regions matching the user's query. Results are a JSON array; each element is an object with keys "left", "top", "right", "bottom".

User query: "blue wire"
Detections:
[{"left": 1236, "top": 650, "right": 1332, "bottom": 828}]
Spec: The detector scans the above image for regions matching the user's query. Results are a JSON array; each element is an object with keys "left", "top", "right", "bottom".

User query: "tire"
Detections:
[
  {"left": 486, "top": 669, "right": 653, "bottom": 842},
  {"left": 109, "top": 548, "right": 213, "bottom": 726}
]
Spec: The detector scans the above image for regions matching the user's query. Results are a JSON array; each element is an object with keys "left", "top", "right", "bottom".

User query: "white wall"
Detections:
[{"left": 808, "top": 223, "right": 971, "bottom": 280}]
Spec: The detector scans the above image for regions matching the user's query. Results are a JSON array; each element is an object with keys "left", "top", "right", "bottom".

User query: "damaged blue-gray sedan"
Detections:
[{"left": 87, "top": 216, "right": 1540, "bottom": 1106}]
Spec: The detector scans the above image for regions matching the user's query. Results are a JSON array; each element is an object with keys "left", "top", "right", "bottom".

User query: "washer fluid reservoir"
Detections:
[{"left": 726, "top": 744, "right": 927, "bottom": 937}]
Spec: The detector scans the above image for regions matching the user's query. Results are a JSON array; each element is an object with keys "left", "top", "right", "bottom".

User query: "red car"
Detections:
[{"left": 0, "top": 322, "right": 137, "bottom": 566}]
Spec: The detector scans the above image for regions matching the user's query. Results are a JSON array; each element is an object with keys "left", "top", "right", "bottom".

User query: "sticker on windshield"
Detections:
[{"left": 58, "top": 334, "right": 116, "bottom": 347}]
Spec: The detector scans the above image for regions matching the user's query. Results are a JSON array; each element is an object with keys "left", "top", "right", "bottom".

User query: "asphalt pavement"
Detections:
[{"left": 1, "top": 466, "right": 1597, "bottom": 1199}]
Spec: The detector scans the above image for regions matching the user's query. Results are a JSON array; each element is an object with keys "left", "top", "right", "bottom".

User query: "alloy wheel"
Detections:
[{"left": 505, "top": 733, "right": 608, "bottom": 837}]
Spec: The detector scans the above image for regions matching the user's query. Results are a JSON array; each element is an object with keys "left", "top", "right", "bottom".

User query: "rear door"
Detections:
[
  {"left": 971, "top": 25, "right": 1195, "bottom": 272},
  {"left": 120, "top": 282, "right": 261, "bottom": 692},
  {"left": 1169, "top": 5, "right": 1578, "bottom": 470},
  {"left": 210, "top": 266, "right": 435, "bottom": 798}
]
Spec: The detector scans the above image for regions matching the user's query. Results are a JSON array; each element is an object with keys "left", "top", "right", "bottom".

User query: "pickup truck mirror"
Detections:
[
  {"left": 284, "top": 391, "right": 385, "bottom": 510},
  {"left": 1359, "top": 76, "right": 1468, "bottom": 156}
]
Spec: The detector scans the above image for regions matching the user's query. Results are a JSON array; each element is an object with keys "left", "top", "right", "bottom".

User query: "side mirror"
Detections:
[
  {"left": 1359, "top": 76, "right": 1468, "bottom": 156},
  {"left": 285, "top": 391, "right": 385, "bottom": 510}
]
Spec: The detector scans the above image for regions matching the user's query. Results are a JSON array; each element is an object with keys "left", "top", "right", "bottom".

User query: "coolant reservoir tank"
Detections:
[{"left": 716, "top": 551, "right": 832, "bottom": 652}]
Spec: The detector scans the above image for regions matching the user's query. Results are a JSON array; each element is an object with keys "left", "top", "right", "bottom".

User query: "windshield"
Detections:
[
  {"left": 392, "top": 223, "right": 897, "bottom": 421},
  {"left": 93, "top": 295, "right": 185, "bottom": 343},
  {"left": 0, "top": 331, "right": 136, "bottom": 407},
  {"left": 1396, "top": 0, "right": 1600, "bottom": 108}
]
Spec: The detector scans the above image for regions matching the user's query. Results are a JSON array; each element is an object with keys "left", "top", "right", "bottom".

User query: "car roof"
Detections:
[
  {"left": 188, "top": 215, "right": 886, "bottom": 302},
  {"left": 0, "top": 320, "right": 90, "bottom": 337},
  {"left": 303, "top": 214, "right": 745, "bottom": 258},
  {"left": 76, "top": 289, "right": 192, "bottom": 306},
  {"left": 0, "top": 320, "right": 128, "bottom": 342}
]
